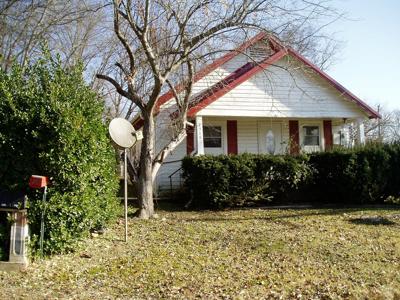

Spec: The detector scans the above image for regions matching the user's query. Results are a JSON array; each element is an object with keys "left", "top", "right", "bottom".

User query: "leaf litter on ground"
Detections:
[{"left": 0, "top": 206, "right": 399, "bottom": 299}]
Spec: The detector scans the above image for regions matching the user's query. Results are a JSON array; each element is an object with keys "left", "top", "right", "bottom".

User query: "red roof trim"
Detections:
[
  {"left": 134, "top": 33, "right": 380, "bottom": 128},
  {"left": 187, "top": 49, "right": 287, "bottom": 117},
  {"left": 287, "top": 49, "right": 381, "bottom": 119},
  {"left": 187, "top": 46, "right": 380, "bottom": 119}
]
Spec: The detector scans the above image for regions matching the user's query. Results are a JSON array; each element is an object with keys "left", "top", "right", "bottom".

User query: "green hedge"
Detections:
[
  {"left": 0, "top": 55, "right": 119, "bottom": 255},
  {"left": 308, "top": 143, "right": 400, "bottom": 204},
  {"left": 182, "top": 153, "right": 311, "bottom": 208},
  {"left": 182, "top": 144, "right": 400, "bottom": 208}
]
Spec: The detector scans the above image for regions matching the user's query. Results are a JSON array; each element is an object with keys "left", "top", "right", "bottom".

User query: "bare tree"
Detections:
[
  {"left": 389, "top": 110, "right": 400, "bottom": 142},
  {"left": 0, "top": 0, "right": 130, "bottom": 119},
  {"left": 365, "top": 105, "right": 400, "bottom": 143},
  {"left": 0, "top": 0, "right": 110, "bottom": 71},
  {"left": 96, "top": 0, "right": 342, "bottom": 219}
]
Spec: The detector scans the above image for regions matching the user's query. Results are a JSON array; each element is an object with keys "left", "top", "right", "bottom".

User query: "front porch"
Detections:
[
  {"left": 156, "top": 116, "right": 366, "bottom": 194},
  {"left": 187, "top": 116, "right": 366, "bottom": 156}
]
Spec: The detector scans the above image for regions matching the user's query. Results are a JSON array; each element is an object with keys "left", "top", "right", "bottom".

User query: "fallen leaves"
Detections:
[{"left": 0, "top": 206, "right": 399, "bottom": 299}]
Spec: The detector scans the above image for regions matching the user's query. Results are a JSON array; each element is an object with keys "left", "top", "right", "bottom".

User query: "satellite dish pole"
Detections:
[
  {"left": 109, "top": 118, "right": 143, "bottom": 242},
  {"left": 123, "top": 147, "right": 128, "bottom": 241}
]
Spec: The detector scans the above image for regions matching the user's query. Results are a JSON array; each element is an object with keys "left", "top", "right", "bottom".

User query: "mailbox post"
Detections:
[{"left": 29, "top": 175, "right": 48, "bottom": 258}]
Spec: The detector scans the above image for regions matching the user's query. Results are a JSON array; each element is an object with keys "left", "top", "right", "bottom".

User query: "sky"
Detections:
[{"left": 327, "top": 0, "right": 400, "bottom": 111}]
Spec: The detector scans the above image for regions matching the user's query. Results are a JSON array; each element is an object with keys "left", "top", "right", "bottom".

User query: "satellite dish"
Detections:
[
  {"left": 108, "top": 117, "right": 143, "bottom": 242},
  {"left": 109, "top": 118, "right": 137, "bottom": 149}
]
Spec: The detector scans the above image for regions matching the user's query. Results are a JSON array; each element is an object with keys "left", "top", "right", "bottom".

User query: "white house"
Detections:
[{"left": 132, "top": 33, "right": 380, "bottom": 194}]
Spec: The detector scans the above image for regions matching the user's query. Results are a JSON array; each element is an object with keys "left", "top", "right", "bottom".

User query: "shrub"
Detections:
[
  {"left": 307, "top": 150, "right": 358, "bottom": 203},
  {"left": 182, "top": 143, "right": 400, "bottom": 209},
  {"left": 382, "top": 142, "right": 400, "bottom": 198},
  {"left": 308, "top": 144, "right": 396, "bottom": 204},
  {"left": 0, "top": 55, "right": 119, "bottom": 255},
  {"left": 182, "top": 153, "right": 311, "bottom": 208}
]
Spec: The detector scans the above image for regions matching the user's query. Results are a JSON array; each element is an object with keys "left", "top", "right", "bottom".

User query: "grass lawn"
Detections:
[{"left": 1, "top": 205, "right": 399, "bottom": 299}]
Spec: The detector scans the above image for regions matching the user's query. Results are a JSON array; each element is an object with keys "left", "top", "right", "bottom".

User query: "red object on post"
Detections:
[{"left": 29, "top": 175, "right": 49, "bottom": 189}]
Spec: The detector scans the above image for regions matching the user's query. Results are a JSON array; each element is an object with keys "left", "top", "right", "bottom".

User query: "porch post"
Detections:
[
  {"left": 357, "top": 118, "right": 366, "bottom": 145},
  {"left": 195, "top": 116, "right": 204, "bottom": 155}
]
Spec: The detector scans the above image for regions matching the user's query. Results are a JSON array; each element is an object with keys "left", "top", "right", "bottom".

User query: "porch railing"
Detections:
[{"left": 168, "top": 164, "right": 183, "bottom": 198}]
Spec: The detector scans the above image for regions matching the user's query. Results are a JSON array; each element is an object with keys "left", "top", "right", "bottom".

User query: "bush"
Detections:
[
  {"left": 0, "top": 55, "right": 119, "bottom": 255},
  {"left": 308, "top": 144, "right": 397, "bottom": 204},
  {"left": 182, "top": 153, "right": 311, "bottom": 208},
  {"left": 182, "top": 143, "right": 400, "bottom": 209}
]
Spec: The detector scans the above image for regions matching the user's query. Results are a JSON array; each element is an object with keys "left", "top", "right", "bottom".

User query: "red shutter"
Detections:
[
  {"left": 289, "top": 120, "right": 300, "bottom": 155},
  {"left": 186, "top": 127, "right": 194, "bottom": 155},
  {"left": 227, "top": 120, "right": 238, "bottom": 154},
  {"left": 323, "top": 120, "right": 333, "bottom": 151}
]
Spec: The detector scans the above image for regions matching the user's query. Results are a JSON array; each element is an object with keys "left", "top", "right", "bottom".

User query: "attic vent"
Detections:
[{"left": 247, "top": 42, "right": 273, "bottom": 62}]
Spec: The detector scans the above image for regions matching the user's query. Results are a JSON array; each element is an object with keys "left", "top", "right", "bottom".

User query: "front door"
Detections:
[{"left": 257, "top": 121, "right": 283, "bottom": 154}]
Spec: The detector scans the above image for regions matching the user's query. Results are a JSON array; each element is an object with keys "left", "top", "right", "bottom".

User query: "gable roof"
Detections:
[
  {"left": 134, "top": 33, "right": 380, "bottom": 129},
  {"left": 185, "top": 49, "right": 287, "bottom": 117},
  {"left": 184, "top": 40, "right": 380, "bottom": 119},
  {"left": 133, "top": 32, "right": 269, "bottom": 128},
  {"left": 286, "top": 49, "right": 380, "bottom": 119},
  {"left": 156, "top": 32, "right": 269, "bottom": 109}
]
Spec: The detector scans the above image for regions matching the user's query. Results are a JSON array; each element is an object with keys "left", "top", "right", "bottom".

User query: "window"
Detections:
[
  {"left": 303, "top": 126, "right": 320, "bottom": 146},
  {"left": 203, "top": 126, "right": 222, "bottom": 148}
]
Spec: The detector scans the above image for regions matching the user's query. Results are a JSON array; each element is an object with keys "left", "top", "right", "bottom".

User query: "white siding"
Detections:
[
  {"left": 155, "top": 138, "right": 186, "bottom": 194},
  {"left": 158, "top": 53, "right": 249, "bottom": 112},
  {"left": 153, "top": 117, "right": 352, "bottom": 191},
  {"left": 148, "top": 49, "right": 372, "bottom": 192},
  {"left": 153, "top": 51, "right": 258, "bottom": 192},
  {"left": 237, "top": 118, "right": 258, "bottom": 153},
  {"left": 191, "top": 54, "right": 248, "bottom": 95},
  {"left": 154, "top": 105, "right": 188, "bottom": 193},
  {"left": 197, "top": 56, "right": 368, "bottom": 119},
  {"left": 237, "top": 118, "right": 290, "bottom": 155}
]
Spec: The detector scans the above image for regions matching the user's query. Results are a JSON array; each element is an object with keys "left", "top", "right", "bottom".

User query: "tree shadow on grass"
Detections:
[
  {"left": 348, "top": 216, "right": 396, "bottom": 226},
  {"left": 168, "top": 206, "right": 400, "bottom": 223}
]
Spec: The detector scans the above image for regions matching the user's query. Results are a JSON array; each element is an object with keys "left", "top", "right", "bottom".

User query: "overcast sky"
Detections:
[{"left": 325, "top": 0, "right": 400, "bottom": 111}]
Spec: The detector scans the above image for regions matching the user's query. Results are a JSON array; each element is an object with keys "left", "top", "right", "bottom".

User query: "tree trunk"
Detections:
[{"left": 137, "top": 116, "right": 155, "bottom": 219}]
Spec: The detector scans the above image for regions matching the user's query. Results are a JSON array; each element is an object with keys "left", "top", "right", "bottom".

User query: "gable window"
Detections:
[
  {"left": 203, "top": 126, "right": 222, "bottom": 148},
  {"left": 303, "top": 126, "right": 320, "bottom": 146}
]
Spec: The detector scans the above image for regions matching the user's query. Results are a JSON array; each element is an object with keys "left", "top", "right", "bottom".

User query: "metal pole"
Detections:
[
  {"left": 124, "top": 148, "right": 128, "bottom": 242},
  {"left": 40, "top": 186, "right": 47, "bottom": 258}
]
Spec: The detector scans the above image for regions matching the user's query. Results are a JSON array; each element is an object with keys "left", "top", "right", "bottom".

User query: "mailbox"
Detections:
[{"left": 29, "top": 175, "right": 48, "bottom": 189}]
